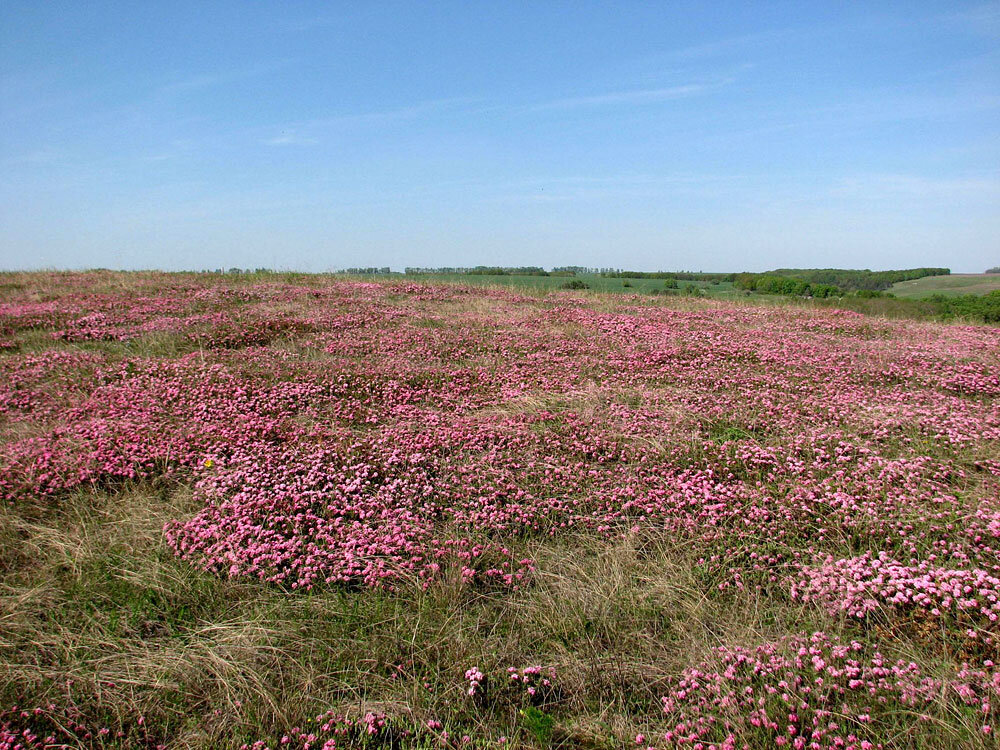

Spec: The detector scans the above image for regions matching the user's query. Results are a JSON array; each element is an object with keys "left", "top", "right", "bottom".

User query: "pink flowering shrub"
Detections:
[
  {"left": 659, "top": 631, "right": 999, "bottom": 749},
  {"left": 941, "top": 363, "right": 1000, "bottom": 397},
  {"left": 791, "top": 552, "right": 1000, "bottom": 649}
]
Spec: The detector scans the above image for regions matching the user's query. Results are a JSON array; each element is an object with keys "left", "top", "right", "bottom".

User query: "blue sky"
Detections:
[{"left": 1, "top": 2, "right": 998, "bottom": 272}]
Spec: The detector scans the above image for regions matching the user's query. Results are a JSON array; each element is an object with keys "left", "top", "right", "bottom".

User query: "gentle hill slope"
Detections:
[{"left": 891, "top": 273, "right": 1000, "bottom": 298}]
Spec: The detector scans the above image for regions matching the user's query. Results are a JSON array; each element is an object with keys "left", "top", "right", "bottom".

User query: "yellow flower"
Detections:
[{"left": 204, "top": 458, "right": 214, "bottom": 468}]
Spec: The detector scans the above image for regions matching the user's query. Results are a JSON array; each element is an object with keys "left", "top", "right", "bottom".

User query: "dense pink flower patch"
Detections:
[
  {"left": 1, "top": 276, "right": 998, "bottom": 596},
  {"left": 2, "top": 273, "right": 1000, "bottom": 739},
  {"left": 792, "top": 552, "right": 1000, "bottom": 625},
  {"left": 659, "top": 631, "right": 999, "bottom": 749},
  {"left": 941, "top": 363, "right": 1000, "bottom": 397}
]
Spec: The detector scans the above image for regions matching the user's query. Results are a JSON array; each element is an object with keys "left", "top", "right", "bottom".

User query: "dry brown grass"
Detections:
[{"left": 2, "top": 475, "right": 830, "bottom": 747}]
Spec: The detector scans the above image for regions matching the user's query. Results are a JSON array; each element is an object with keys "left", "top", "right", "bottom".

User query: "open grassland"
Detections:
[
  {"left": 891, "top": 274, "right": 1000, "bottom": 299},
  {"left": 392, "top": 273, "right": 737, "bottom": 297},
  {"left": 1, "top": 271, "right": 999, "bottom": 749}
]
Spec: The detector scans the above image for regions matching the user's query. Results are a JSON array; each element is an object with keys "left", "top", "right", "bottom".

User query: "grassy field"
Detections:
[
  {"left": 395, "top": 272, "right": 999, "bottom": 322},
  {"left": 399, "top": 273, "right": 739, "bottom": 297},
  {"left": 2, "top": 272, "right": 999, "bottom": 749},
  {"left": 890, "top": 273, "right": 1000, "bottom": 298},
  {"left": 406, "top": 271, "right": 1000, "bottom": 305}
]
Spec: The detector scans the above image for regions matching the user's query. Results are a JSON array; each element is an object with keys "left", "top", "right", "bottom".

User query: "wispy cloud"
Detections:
[
  {"left": 491, "top": 172, "right": 751, "bottom": 203},
  {"left": 832, "top": 173, "right": 1000, "bottom": 199},
  {"left": 303, "top": 96, "right": 484, "bottom": 127},
  {"left": 155, "top": 60, "right": 292, "bottom": 98},
  {"left": 263, "top": 134, "right": 320, "bottom": 146},
  {"left": 2, "top": 150, "right": 62, "bottom": 167},
  {"left": 257, "top": 96, "right": 483, "bottom": 144},
  {"left": 534, "top": 83, "right": 715, "bottom": 110},
  {"left": 669, "top": 29, "right": 795, "bottom": 60},
  {"left": 690, "top": 86, "right": 1000, "bottom": 151}
]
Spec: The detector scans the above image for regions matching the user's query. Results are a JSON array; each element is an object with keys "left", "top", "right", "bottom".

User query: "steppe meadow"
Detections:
[{"left": 1, "top": 271, "right": 999, "bottom": 749}]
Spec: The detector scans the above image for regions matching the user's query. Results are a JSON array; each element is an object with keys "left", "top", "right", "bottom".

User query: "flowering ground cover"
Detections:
[{"left": 1, "top": 271, "right": 998, "bottom": 748}]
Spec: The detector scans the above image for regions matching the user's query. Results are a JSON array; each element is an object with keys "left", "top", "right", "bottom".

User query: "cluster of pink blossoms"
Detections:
[
  {"left": 792, "top": 551, "right": 1000, "bottom": 626},
  {"left": 507, "top": 666, "right": 557, "bottom": 702},
  {"left": 462, "top": 664, "right": 559, "bottom": 705},
  {"left": 239, "top": 710, "right": 393, "bottom": 750},
  {"left": 465, "top": 668, "right": 485, "bottom": 697},
  {"left": 940, "top": 362, "right": 1000, "bottom": 397},
  {"left": 658, "top": 631, "right": 999, "bottom": 749},
  {"left": 0, "top": 705, "right": 153, "bottom": 750}
]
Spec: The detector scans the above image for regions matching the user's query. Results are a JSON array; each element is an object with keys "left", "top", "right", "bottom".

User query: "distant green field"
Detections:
[
  {"left": 331, "top": 270, "right": 999, "bottom": 323},
  {"left": 890, "top": 274, "right": 1000, "bottom": 298},
  {"left": 401, "top": 272, "right": 739, "bottom": 296}
]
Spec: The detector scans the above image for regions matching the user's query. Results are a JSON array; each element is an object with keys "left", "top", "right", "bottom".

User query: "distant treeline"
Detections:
[
  {"left": 734, "top": 274, "right": 843, "bottom": 298},
  {"left": 404, "top": 266, "right": 557, "bottom": 276},
  {"left": 403, "top": 267, "right": 737, "bottom": 279},
  {"left": 552, "top": 266, "right": 606, "bottom": 274},
  {"left": 342, "top": 267, "right": 393, "bottom": 275},
  {"left": 733, "top": 268, "right": 950, "bottom": 298},
  {"left": 766, "top": 267, "right": 949, "bottom": 292},
  {"left": 210, "top": 267, "right": 282, "bottom": 274},
  {"left": 599, "top": 270, "right": 735, "bottom": 281}
]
